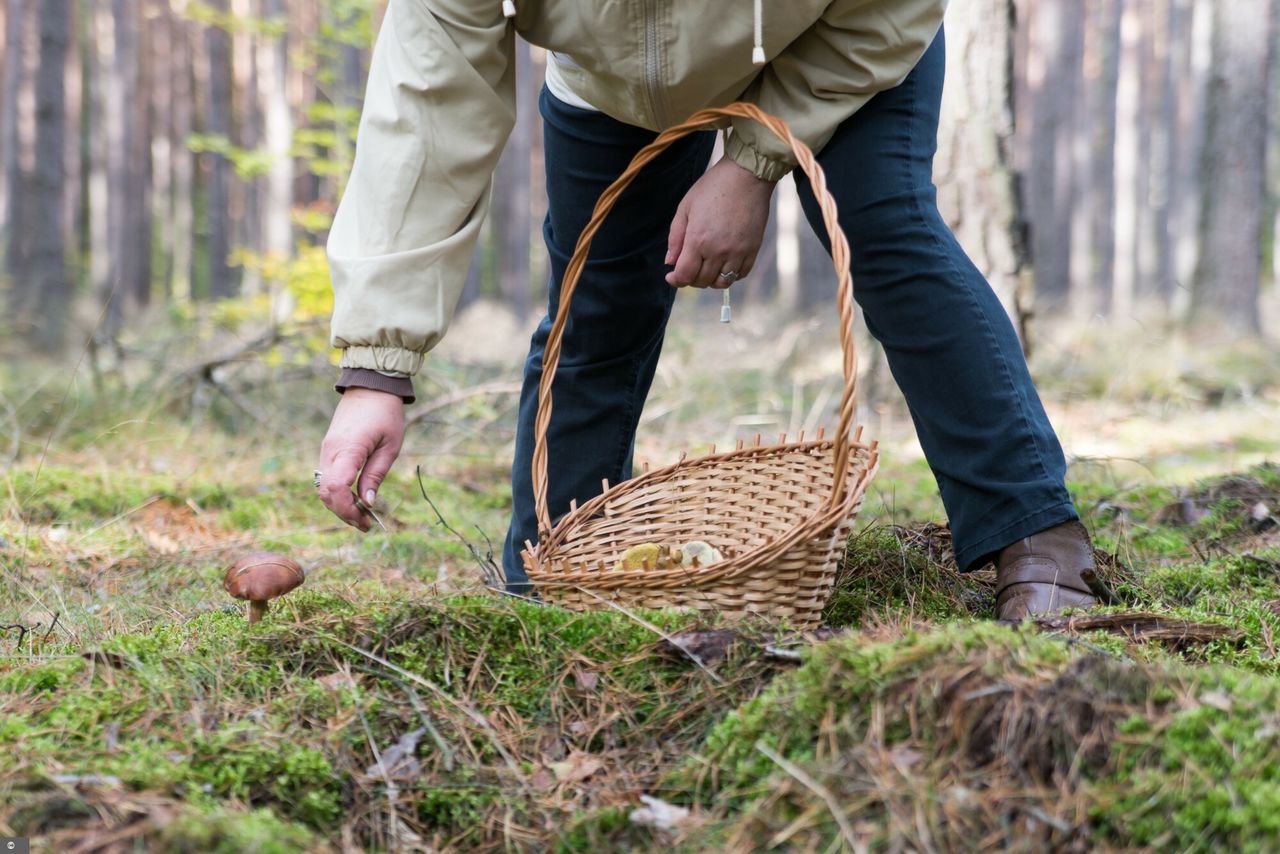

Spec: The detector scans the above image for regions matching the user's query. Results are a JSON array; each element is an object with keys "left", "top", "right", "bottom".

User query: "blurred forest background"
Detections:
[{"left": 1, "top": 0, "right": 1276, "bottom": 365}]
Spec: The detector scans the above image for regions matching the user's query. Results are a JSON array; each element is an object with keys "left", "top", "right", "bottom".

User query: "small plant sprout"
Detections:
[{"left": 223, "top": 552, "right": 305, "bottom": 623}]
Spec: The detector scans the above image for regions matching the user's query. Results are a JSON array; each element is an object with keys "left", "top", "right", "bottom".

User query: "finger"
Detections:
[
  {"left": 667, "top": 241, "right": 704, "bottom": 287},
  {"left": 665, "top": 205, "right": 688, "bottom": 268},
  {"left": 319, "top": 448, "right": 371, "bottom": 531},
  {"left": 738, "top": 253, "right": 757, "bottom": 279},
  {"left": 715, "top": 255, "right": 750, "bottom": 290},
  {"left": 357, "top": 438, "right": 401, "bottom": 507},
  {"left": 695, "top": 255, "right": 727, "bottom": 289}
]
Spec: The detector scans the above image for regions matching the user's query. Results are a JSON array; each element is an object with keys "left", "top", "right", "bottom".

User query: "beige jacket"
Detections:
[{"left": 328, "top": 0, "right": 946, "bottom": 376}]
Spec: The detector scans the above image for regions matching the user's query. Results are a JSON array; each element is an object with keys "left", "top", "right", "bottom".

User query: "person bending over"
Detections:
[{"left": 315, "top": 0, "right": 1099, "bottom": 620}]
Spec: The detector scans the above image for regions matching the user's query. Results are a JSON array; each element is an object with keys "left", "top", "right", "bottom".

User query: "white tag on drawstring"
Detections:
[{"left": 720, "top": 290, "right": 732, "bottom": 323}]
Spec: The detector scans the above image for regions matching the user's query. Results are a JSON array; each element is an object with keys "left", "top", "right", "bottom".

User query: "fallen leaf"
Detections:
[
  {"left": 630, "top": 795, "right": 694, "bottom": 832},
  {"left": 549, "top": 750, "right": 605, "bottom": 784},
  {"left": 573, "top": 667, "right": 599, "bottom": 691},
  {"left": 316, "top": 671, "right": 358, "bottom": 691},
  {"left": 140, "top": 528, "right": 181, "bottom": 554},
  {"left": 366, "top": 728, "right": 425, "bottom": 781}
]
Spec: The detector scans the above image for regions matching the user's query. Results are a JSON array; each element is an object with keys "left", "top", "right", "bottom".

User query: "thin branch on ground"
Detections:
[
  {"left": 404, "top": 381, "right": 522, "bottom": 427},
  {"left": 415, "top": 465, "right": 504, "bottom": 589}
]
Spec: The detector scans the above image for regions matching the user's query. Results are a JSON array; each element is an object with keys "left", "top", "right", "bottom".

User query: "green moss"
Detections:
[
  {"left": 824, "top": 527, "right": 980, "bottom": 626},
  {"left": 157, "top": 804, "right": 320, "bottom": 853},
  {"left": 1094, "top": 668, "right": 1280, "bottom": 852}
]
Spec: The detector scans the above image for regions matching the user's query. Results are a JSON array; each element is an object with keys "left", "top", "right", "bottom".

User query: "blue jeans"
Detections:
[{"left": 501, "top": 33, "right": 1077, "bottom": 592}]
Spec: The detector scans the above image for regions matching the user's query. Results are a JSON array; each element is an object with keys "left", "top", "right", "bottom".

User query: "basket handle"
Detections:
[{"left": 532, "top": 103, "right": 860, "bottom": 536}]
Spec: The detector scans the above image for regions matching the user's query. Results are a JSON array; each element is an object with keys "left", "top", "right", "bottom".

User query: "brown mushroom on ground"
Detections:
[{"left": 223, "top": 552, "right": 305, "bottom": 623}]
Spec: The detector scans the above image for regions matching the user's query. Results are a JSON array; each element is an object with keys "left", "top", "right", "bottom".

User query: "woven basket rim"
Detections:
[{"left": 524, "top": 433, "right": 879, "bottom": 587}]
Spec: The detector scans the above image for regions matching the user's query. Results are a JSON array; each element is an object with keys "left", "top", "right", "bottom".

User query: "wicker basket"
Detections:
[{"left": 521, "top": 103, "right": 879, "bottom": 628}]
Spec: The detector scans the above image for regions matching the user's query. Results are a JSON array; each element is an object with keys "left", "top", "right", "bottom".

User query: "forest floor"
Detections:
[{"left": 1, "top": 310, "right": 1279, "bottom": 852}]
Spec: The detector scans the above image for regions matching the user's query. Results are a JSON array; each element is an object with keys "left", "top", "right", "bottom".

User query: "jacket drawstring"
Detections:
[
  {"left": 503, "top": 0, "right": 516, "bottom": 18},
  {"left": 753, "top": 0, "right": 765, "bottom": 64}
]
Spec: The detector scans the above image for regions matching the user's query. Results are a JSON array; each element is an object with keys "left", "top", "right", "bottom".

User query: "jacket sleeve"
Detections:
[
  {"left": 725, "top": 0, "right": 946, "bottom": 182},
  {"left": 327, "top": 0, "right": 516, "bottom": 376}
]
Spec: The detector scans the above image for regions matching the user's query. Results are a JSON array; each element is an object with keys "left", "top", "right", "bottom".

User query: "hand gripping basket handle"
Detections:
[{"left": 532, "top": 103, "right": 860, "bottom": 536}]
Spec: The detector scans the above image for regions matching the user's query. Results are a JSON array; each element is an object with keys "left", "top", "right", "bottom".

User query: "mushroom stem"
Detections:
[{"left": 249, "top": 600, "right": 269, "bottom": 623}]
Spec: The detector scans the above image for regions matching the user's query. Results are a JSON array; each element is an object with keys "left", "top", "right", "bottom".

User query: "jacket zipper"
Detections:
[{"left": 641, "top": 0, "right": 667, "bottom": 128}]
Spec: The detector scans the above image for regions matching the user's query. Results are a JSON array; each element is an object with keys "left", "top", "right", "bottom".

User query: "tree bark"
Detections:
[
  {"left": 258, "top": 0, "right": 294, "bottom": 320},
  {"left": 2, "top": 0, "right": 33, "bottom": 297},
  {"left": 231, "top": 0, "right": 261, "bottom": 296},
  {"left": 1020, "top": 0, "right": 1085, "bottom": 307},
  {"left": 89, "top": 0, "right": 115, "bottom": 334},
  {"left": 26, "top": 0, "right": 72, "bottom": 350},
  {"left": 171, "top": 7, "right": 195, "bottom": 303},
  {"left": 1191, "top": 0, "right": 1274, "bottom": 332},
  {"left": 935, "top": 0, "right": 1030, "bottom": 336},
  {"left": 202, "top": 0, "right": 236, "bottom": 299},
  {"left": 492, "top": 38, "right": 534, "bottom": 319},
  {"left": 1067, "top": 0, "right": 1121, "bottom": 317}
]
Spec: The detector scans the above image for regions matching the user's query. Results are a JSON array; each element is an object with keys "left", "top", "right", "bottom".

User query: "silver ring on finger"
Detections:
[
  {"left": 313, "top": 470, "right": 323, "bottom": 490},
  {"left": 718, "top": 270, "right": 740, "bottom": 283}
]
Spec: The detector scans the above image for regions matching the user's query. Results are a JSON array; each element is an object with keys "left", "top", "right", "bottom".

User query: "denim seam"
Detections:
[{"left": 902, "top": 69, "right": 1054, "bottom": 490}]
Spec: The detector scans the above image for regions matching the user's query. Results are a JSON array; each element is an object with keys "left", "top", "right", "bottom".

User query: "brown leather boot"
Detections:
[{"left": 994, "top": 520, "right": 1099, "bottom": 621}]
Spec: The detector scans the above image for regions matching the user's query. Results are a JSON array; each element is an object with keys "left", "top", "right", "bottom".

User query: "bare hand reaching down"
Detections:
[
  {"left": 317, "top": 387, "right": 404, "bottom": 531},
  {"left": 665, "top": 156, "right": 777, "bottom": 289}
]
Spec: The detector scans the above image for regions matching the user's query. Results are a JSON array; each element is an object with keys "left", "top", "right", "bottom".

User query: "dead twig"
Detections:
[
  {"left": 335, "top": 639, "right": 533, "bottom": 793},
  {"left": 415, "top": 465, "right": 504, "bottom": 589},
  {"left": 1031, "top": 612, "right": 1243, "bottom": 646},
  {"left": 568, "top": 586, "right": 724, "bottom": 684},
  {"left": 404, "top": 382, "right": 522, "bottom": 427},
  {"left": 755, "top": 740, "right": 861, "bottom": 851},
  {"left": 1081, "top": 569, "right": 1122, "bottom": 606}
]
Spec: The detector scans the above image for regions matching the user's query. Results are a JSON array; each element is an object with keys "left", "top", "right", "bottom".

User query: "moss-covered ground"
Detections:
[{"left": 3, "top": 337, "right": 1279, "bottom": 852}]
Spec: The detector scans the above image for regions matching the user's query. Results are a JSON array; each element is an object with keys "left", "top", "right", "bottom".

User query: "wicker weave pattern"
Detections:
[{"left": 521, "top": 104, "right": 878, "bottom": 627}]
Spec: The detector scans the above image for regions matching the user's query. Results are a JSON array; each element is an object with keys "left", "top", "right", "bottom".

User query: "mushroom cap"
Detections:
[{"left": 223, "top": 552, "right": 305, "bottom": 601}]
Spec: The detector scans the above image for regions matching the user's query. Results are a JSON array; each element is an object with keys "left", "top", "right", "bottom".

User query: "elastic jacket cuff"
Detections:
[
  {"left": 335, "top": 368, "right": 416, "bottom": 404},
  {"left": 339, "top": 345, "right": 425, "bottom": 376},
  {"left": 724, "top": 132, "right": 795, "bottom": 183}
]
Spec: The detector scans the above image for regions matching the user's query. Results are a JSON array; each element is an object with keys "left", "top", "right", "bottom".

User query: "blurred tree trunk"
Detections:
[
  {"left": 1020, "top": 0, "right": 1085, "bottom": 307},
  {"left": 492, "top": 39, "right": 533, "bottom": 319},
  {"left": 1146, "top": 0, "right": 1178, "bottom": 299},
  {"left": 151, "top": 0, "right": 174, "bottom": 300},
  {"left": 2, "top": 0, "right": 32, "bottom": 299},
  {"left": 1072, "top": 0, "right": 1121, "bottom": 317},
  {"left": 132, "top": 0, "right": 153, "bottom": 309},
  {"left": 26, "top": 0, "right": 72, "bottom": 350},
  {"left": 935, "top": 0, "right": 1030, "bottom": 339},
  {"left": 1171, "top": 0, "right": 1210, "bottom": 313},
  {"left": 171, "top": 8, "right": 195, "bottom": 303},
  {"left": 106, "top": 0, "right": 149, "bottom": 320},
  {"left": 1192, "top": 0, "right": 1274, "bottom": 332},
  {"left": 797, "top": 222, "right": 833, "bottom": 311},
  {"left": 751, "top": 193, "right": 779, "bottom": 308},
  {"left": 231, "top": 0, "right": 260, "bottom": 296},
  {"left": 1112, "top": 0, "right": 1142, "bottom": 317},
  {"left": 202, "top": 0, "right": 236, "bottom": 298},
  {"left": 89, "top": 0, "right": 115, "bottom": 334},
  {"left": 63, "top": 0, "right": 82, "bottom": 283},
  {"left": 258, "top": 0, "right": 294, "bottom": 320}
]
